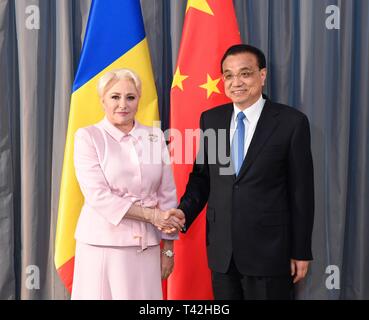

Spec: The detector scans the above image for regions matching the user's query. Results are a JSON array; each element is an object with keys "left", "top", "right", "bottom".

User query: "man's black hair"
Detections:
[{"left": 221, "top": 44, "right": 266, "bottom": 72}]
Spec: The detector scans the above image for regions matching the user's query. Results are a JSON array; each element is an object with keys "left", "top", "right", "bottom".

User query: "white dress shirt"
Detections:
[{"left": 230, "top": 95, "right": 265, "bottom": 159}]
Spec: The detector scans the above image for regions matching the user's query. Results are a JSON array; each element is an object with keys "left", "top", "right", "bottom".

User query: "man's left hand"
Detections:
[{"left": 290, "top": 259, "right": 310, "bottom": 283}]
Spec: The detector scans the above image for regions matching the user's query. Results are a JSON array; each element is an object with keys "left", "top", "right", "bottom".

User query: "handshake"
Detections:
[
  {"left": 151, "top": 208, "right": 186, "bottom": 234},
  {"left": 128, "top": 203, "right": 186, "bottom": 234}
]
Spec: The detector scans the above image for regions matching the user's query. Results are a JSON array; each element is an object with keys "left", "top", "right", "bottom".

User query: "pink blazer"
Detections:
[{"left": 73, "top": 117, "right": 178, "bottom": 249}]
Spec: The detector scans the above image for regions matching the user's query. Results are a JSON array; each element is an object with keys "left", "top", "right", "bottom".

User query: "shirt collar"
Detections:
[
  {"left": 100, "top": 116, "right": 141, "bottom": 142},
  {"left": 233, "top": 95, "right": 265, "bottom": 124}
]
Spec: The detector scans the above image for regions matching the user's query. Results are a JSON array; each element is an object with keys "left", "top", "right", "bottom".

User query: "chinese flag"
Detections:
[{"left": 168, "top": 0, "right": 241, "bottom": 299}]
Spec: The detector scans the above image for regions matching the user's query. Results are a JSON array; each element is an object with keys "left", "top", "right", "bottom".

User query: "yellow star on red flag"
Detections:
[
  {"left": 186, "top": 0, "right": 214, "bottom": 15},
  {"left": 171, "top": 67, "right": 189, "bottom": 91},
  {"left": 199, "top": 74, "right": 221, "bottom": 98}
]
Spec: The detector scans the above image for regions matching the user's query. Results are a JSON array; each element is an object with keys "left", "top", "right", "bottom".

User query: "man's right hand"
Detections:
[{"left": 153, "top": 208, "right": 185, "bottom": 233}]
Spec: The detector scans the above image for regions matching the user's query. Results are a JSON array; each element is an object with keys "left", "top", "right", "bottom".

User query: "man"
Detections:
[{"left": 174, "top": 44, "right": 314, "bottom": 299}]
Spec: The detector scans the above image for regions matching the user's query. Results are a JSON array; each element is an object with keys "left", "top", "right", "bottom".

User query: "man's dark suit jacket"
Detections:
[{"left": 178, "top": 97, "right": 314, "bottom": 276}]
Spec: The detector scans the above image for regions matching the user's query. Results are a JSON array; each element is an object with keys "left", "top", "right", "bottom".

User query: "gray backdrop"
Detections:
[{"left": 0, "top": 0, "right": 368, "bottom": 299}]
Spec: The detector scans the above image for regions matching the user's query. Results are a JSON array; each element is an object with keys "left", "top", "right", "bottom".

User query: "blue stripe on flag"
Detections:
[{"left": 73, "top": 0, "right": 145, "bottom": 92}]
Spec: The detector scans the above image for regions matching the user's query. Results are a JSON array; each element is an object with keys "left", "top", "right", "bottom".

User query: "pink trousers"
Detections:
[{"left": 71, "top": 241, "right": 162, "bottom": 300}]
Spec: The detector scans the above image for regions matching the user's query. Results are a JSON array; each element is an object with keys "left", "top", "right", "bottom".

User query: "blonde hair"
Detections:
[{"left": 97, "top": 68, "right": 142, "bottom": 98}]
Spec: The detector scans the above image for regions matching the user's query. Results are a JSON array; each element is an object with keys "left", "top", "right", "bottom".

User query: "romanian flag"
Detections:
[
  {"left": 54, "top": 0, "right": 159, "bottom": 293},
  {"left": 169, "top": 0, "right": 241, "bottom": 299}
]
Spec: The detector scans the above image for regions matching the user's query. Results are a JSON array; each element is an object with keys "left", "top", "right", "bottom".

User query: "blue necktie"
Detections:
[{"left": 232, "top": 112, "right": 248, "bottom": 175}]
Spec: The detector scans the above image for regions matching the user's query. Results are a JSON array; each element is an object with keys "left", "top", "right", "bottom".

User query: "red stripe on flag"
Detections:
[{"left": 56, "top": 257, "right": 75, "bottom": 293}]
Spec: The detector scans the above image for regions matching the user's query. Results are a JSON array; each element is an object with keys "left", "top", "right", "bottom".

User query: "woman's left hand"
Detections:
[
  {"left": 161, "top": 241, "right": 174, "bottom": 279},
  {"left": 161, "top": 254, "right": 174, "bottom": 279}
]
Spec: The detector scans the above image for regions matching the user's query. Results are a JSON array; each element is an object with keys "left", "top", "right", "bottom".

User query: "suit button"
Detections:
[{"left": 234, "top": 184, "right": 239, "bottom": 189}]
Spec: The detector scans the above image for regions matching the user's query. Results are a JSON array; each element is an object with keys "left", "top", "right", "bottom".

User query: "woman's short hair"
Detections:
[{"left": 97, "top": 68, "right": 142, "bottom": 98}]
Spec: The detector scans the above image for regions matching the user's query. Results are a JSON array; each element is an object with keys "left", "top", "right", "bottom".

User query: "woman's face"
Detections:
[{"left": 101, "top": 78, "right": 139, "bottom": 132}]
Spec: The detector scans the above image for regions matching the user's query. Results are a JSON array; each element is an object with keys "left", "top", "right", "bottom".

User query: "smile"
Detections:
[{"left": 231, "top": 90, "right": 247, "bottom": 94}]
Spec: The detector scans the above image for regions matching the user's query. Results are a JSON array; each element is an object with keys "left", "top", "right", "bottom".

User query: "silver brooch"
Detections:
[{"left": 148, "top": 133, "right": 158, "bottom": 142}]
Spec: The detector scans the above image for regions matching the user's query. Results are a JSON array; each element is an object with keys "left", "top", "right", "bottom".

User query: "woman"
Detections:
[{"left": 71, "top": 69, "right": 184, "bottom": 300}]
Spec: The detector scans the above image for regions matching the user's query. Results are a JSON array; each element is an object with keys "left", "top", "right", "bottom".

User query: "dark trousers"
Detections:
[{"left": 211, "top": 257, "right": 294, "bottom": 300}]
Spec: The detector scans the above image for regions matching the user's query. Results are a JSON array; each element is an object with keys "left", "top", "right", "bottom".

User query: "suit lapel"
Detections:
[
  {"left": 214, "top": 103, "right": 235, "bottom": 180},
  {"left": 235, "top": 99, "right": 280, "bottom": 182}
]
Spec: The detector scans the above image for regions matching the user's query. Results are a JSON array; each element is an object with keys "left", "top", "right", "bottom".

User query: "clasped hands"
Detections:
[{"left": 152, "top": 208, "right": 185, "bottom": 234}]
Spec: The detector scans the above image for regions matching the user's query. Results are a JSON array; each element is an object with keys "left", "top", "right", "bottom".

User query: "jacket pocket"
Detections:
[
  {"left": 260, "top": 144, "right": 285, "bottom": 156},
  {"left": 263, "top": 144, "right": 283, "bottom": 151},
  {"left": 260, "top": 212, "right": 288, "bottom": 226}
]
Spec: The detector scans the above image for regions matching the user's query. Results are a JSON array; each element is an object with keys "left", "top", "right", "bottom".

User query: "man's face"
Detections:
[{"left": 222, "top": 52, "right": 267, "bottom": 109}]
